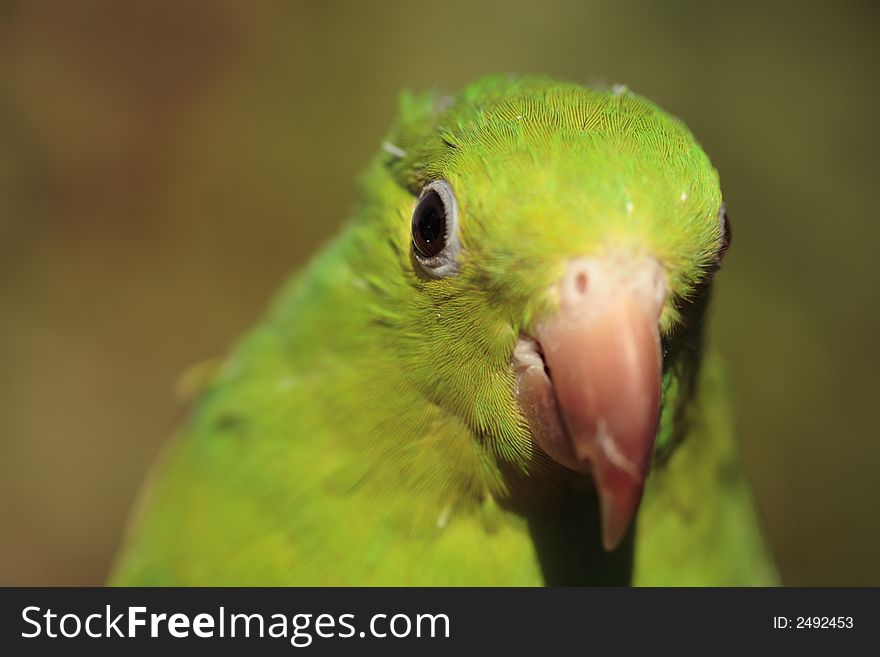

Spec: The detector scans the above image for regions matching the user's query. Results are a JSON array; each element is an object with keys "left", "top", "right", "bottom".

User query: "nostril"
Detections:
[{"left": 574, "top": 271, "right": 588, "bottom": 295}]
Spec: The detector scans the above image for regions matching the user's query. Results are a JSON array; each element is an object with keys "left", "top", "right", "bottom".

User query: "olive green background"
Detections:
[{"left": 1, "top": 1, "right": 877, "bottom": 585}]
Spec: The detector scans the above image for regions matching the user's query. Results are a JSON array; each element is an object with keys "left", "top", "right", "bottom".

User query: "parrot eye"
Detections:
[
  {"left": 718, "top": 203, "right": 732, "bottom": 263},
  {"left": 411, "top": 180, "right": 460, "bottom": 277}
]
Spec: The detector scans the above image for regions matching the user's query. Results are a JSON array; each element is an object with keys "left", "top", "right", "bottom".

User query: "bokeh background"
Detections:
[{"left": 1, "top": 1, "right": 878, "bottom": 586}]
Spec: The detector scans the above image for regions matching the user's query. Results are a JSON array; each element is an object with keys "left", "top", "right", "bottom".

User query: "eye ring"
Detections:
[
  {"left": 718, "top": 203, "right": 732, "bottom": 263},
  {"left": 411, "top": 180, "right": 461, "bottom": 278}
]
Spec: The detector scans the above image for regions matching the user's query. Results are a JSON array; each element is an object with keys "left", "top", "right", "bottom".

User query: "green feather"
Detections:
[{"left": 111, "top": 76, "right": 777, "bottom": 586}]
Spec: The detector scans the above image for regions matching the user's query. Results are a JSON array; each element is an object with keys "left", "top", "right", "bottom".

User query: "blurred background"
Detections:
[{"left": 1, "top": 1, "right": 878, "bottom": 585}]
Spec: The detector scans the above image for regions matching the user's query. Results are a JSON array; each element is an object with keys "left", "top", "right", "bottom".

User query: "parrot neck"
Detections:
[{"left": 255, "top": 225, "right": 641, "bottom": 584}]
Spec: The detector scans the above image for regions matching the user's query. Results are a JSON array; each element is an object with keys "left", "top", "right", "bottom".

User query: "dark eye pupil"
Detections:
[
  {"left": 719, "top": 208, "right": 732, "bottom": 262},
  {"left": 412, "top": 191, "right": 447, "bottom": 258}
]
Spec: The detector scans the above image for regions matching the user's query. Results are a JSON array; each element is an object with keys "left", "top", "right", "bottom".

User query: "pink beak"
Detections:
[{"left": 514, "top": 255, "right": 666, "bottom": 550}]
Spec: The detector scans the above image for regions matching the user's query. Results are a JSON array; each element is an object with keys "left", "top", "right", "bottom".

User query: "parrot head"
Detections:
[{"left": 360, "top": 76, "right": 729, "bottom": 550}]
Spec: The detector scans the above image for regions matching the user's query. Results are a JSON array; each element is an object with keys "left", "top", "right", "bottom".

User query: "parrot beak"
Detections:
[{"left": 513, "top": 255, "right": 666, "bottom": 551}]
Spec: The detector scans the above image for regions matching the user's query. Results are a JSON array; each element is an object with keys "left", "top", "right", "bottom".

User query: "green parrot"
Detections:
[{"left": 111, "top": 75, "right": 778, "bottom": 586}]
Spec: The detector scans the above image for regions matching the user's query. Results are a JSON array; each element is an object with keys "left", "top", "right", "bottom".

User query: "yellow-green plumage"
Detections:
[{"left": 111, "top": 76, "right": 777, "bottom": 585}]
